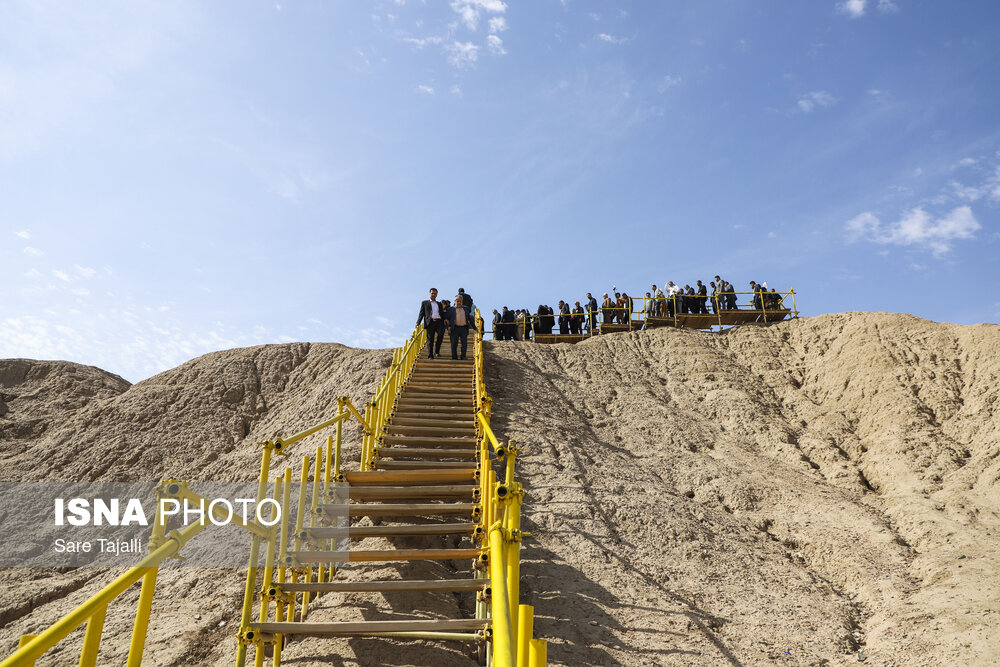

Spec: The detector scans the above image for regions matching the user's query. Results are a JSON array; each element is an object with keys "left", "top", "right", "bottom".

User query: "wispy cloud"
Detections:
[
  {"left": 488, "top": 17, "right": 507, "bottom": 34},
  {"left": 14, "top": 230, "right": 30, "bottom": 239},
  {"left": 447, "top": 41, "right": 479, "bottom": 68},
  {"left": 596, "top": 33, "right": 628, "bottom": 45},
  {"left": 52, "top": 269, "right": 71, "bottom": 282},
  {"left": 74, "top": 264, "right": 97, "bottom": 278},
  {"left": 23, "top": 246, "right": 43, "bottom": 256},
  {"left": 837, "top": 0, "right": 867, "bottom": 18},
  {"left": 838, "top": 0, "right": 897, "bottom": 18},
  {"left": 450, "top": 0, "right": 507, "bottom": 31},
  {"left": 845, "top": 206, "right": 981, "bottom": 255},
  {"left": 450, "top": 84, "right": 463, "bottom": 97},
  {"left": 797, "top": 90, "right": 837, "bottom": 113},
  {"left": 657, "top": 75, "right": 682, "bottom": 93},
  {"left": 487, "top": 34, "right": 506, "bottom": 55},
  {"left": 416, "top": 84, "right": 435, "bottom": 95}
]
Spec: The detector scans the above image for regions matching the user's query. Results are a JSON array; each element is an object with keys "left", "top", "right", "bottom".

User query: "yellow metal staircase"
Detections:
[{"left": 2, "top": 315, "right": 544, "bottom": 667}]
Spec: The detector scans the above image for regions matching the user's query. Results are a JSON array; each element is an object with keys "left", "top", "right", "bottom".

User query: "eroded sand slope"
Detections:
[{"left": 0, "top": 312, "right": 997, "bottom": 666}]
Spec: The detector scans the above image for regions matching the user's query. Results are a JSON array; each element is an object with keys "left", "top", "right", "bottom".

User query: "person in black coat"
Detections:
[
  {"left": 586, "top": 293, "right": 599, "bottom": 333},
  {"left": 557, "top": 300, "right": 570, "bottom": 335},
  {"left": 416, "top": 287, "right": 446, "bottom": 358},
  {"left": 492, "top": 309, "right": 502, "bottom": 340},
  {"left": 501, "top": 306, "right": 515, "bottom": 340},
  {"left": 454, "top": 288, "right": 473, "bottom": 312},
  {"left": 696, "top": 280, "right": 708, "bottom": 314}
]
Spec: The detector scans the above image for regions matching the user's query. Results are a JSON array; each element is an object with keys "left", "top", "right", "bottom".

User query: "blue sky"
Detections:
[{"left": 2, "top": 0, "right": 998, "bottom": 382}]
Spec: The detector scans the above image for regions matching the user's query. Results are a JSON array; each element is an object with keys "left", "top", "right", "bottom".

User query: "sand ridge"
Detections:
[{"left": 0, "top": 312, "right": 997, "bottom": 665}]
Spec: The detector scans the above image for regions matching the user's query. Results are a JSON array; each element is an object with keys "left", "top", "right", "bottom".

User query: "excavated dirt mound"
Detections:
[{"left": 1, "top": 312, "right": 998, "bottom": 666}]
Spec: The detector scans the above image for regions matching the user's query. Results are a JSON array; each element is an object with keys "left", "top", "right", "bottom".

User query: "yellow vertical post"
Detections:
[
  {"left": 333, "top": 409, "right": 343, "bottom": 480},
  {"left": 505, "top": 488, "right": 521, "bottom": 650},
  {"left": 489, "top": 526, "right": 515, "bottom": 667},
  {"left": 362, "top": 402, "right": 374, "bottom": 470},
  {"left": 486, "top": 469, "right": 496, "bottom": 532},
  {"left": 236, "top": 443, "right": 274, "bottom": 667},
  {"left": 127, "top": 483, "right": 168, "bottom": 667},
  {"left": 257, "top": 476, "right": 282, "bottom": 628},
  {"left": 516, "top": 605, "right": 533, "bottom": 667},
  {"left": 16, "top": 636, "right": 38, "bottom": 667},
  {"left": 528, "top": 639, "right": 547, "bottom": 667},
  {"left": 77, "top": 604, "right": 107, "bottom": 667},
  {"left": 302, "top": 446, "right": 323, "bottom": 618},
  {"left": 273, "top": 466, "right": 292, "bottom": 667}
]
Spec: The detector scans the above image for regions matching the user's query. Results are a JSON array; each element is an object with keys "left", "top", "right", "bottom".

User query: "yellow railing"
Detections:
[
  {"left": 4, "top": 314, "right": 546, "bottom": 667},
  {"left": 235, "top": 397, "right": 369, "bottom": 667},
  {"left": 471, "top": 309, "right": 546, "bottom": 666},
  {"left": 362, "top": 325, "right": 426, "bottom": 471},
  {"left": 492, "top": 288, "right": 798, "bottom": 338}
]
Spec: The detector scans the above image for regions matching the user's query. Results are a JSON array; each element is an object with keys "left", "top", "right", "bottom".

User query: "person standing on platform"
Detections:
[
  {"left": 723, "top": 280, "right": 737, "bottom": 310},
  {"left": 416, "top": 288, "right": 446, "bottom": 359},
  {"left": 602, "top": 293, "right": 615, "bottom": 324},
  {"left": 501, "top": 306, "right": 515, "bottom": 340},
  {"left": 571, "top": 301, "right": 585, "bottom": 334},
  {"left": 447, "top": 295, "right": 476, "bottom": 360},
  {"left": 492, "top": 309, "right": 502, "bottom": 340},
  {"left": 586, "top": 293, "right": 599, "bottom": 333},
  {"left": 644, "top": 291, "right": 655, "bottom": 326},
  {"left": 558, "top": 300, "right": 571, "bottom": 334},
  {"left": 696, "top": 280, "right": 708, "bottom": 314},
  {"left": 665, "top": 281, "right": 680, "bottom": 317},
  {"left": 710, "top": 281, "right": 720, "bottom": 314},
  {"left": 652, "top": 285, "right": 665, "bottom": 317}
]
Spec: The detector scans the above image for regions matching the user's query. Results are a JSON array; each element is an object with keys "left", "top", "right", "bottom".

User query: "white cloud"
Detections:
[
  {"left": 52, "top": 269, "right": 71, "bottom": 282},
  {"left": 877, "top": 0, "right": 899, "bottom": 13},
  {"left": 416, "top": 84, "right": 435, "bottom": 95},
  {"left": 447, "top": 41, "right": 479, "bottom": 68},
  {"left": 24, "top": 268, "right": 40, "bottom": 278},
  {"left": 74, "top": 264, "right": 97, "bottom": 278},
  {"left": 955, "top": 157, "right": 977, "bottom": 168},
  {"left": 488, "top": 17, "right": 507, "bottom": 33},
  {"left": 838, "top": 0, "right": 867, "bottom": 18},
  {"left": 450, "top": 0, "right": 507, "bottom": 31},
  {"left": 597, "top": 33, "right": 628, "bottom": 45},
  {"left": 487, "top": 34, "right": 506, "bottom": 55},
  {"left": 450, "top": 84, "right": 463, "bottom": 97},
  {"left": 657, "top": 75, "right": 682, "bottom": 93},
  {"left": 14, "top": 230, "right": 30, "bottom": 239},
  {"left": 845, "top": 206, "right": 981, "bottom": 255},
  {"left": 402, "top": 35, "right": 444, "bottom": 48},
  {"left": 797, "top": 90, "right": 837, "bottom": 113},
  {"left": 23, "top": 246, "right": 42, "bottom": 256}
]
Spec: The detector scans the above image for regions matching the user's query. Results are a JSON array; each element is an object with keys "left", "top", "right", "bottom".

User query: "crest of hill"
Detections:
[{"left": 0, "top": 312, "right": 997, "bottom": 666}]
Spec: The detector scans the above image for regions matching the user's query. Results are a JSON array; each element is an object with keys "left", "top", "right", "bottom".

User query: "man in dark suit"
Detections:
[
  {"left": 416, "top": 287, "right": 446, "bottom": 359},
  {"left": 492, "top": 309, "right": 502, "bottom": 340},
  {"left": 447, "top": 295, "right": 476, "bottom": 360},
  {"left": 586, "top": 293, "right": 599, "bottom": 333},
  {"left": 501, "top": 306, "right": 515, "bottom": 340},
  {"left": 558, "top": 300, "right": 570, "bottom": 334},
  {"left": 696, "top": 280, "right": 708, "bottom": 314},
  {"left": 455, "top": 288, "right": 473, "bottom": 312}
]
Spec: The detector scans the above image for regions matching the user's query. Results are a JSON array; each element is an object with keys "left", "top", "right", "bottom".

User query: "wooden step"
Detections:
[
  {"left": 376, "top": 461, "right": 479, "bottom": 470},
  {"left": 281, "top": 579, "right": 485, "bottom": 593},
  {"left": 378, "top": 447, "right": 477, "bottom": 460},
  {"left": 393, "top": 405, "right": 474, "bottom": 415},
  {"left": 383, "top": 435, "right": 477, "bottom": 447},
  {"left": 348, "top": 485, "right": 478, "bottom": 500},
  {"left": 331, "top": 502, "right": 478, "bottom": 517},
  {"left": 344, "top": 470, "right": 477, "bottom": 486},
  {"left": 307, "top": 523, "right": 477, "bottom": 538},
  {"left": 389, "top": 417, "right": 474, "bottom": 428},
  {"left": 385, "top": 425, "right": 476, "bottom": 436},
  {"left": 251, "top": 619, "right": 486, "bottom": 637},
  {"left": 290, "top": 547, "right": 483, "bottom": 563}
]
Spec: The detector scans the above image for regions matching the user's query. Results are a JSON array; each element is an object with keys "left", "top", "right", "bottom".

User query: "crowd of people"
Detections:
[{"left": 490, "top": 277, "right": 785, "bottom": 340}]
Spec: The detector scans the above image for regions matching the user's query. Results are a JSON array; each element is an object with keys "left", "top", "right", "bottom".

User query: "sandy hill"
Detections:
[{"left": 0, "top": 312, "right": 997, "bottom": 666}]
